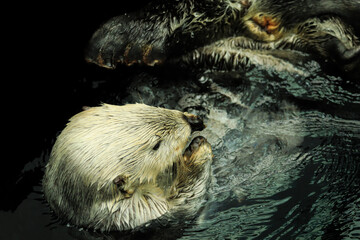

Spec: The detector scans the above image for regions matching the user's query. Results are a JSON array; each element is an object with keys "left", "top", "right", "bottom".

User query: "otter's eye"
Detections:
[{"left": 153, "top": 141, "right": 162, "bottom": 151}]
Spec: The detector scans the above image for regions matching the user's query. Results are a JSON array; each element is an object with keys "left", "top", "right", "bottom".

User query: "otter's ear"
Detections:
[{"left": 113, "top": 175, "right": 126, "bottom": 188}]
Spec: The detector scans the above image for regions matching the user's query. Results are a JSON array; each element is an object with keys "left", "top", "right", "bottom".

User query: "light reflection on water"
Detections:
[
  {"left": 177, "top": 67, "right": 360, "bottom": 240},
  {"left": 3, "top": 64, "right": 360, "bottom": 240}
]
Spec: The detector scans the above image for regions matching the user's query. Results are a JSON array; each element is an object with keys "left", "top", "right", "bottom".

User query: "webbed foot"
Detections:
[{"left": 85, "top": 15, "right": 166, "bottom": 69}]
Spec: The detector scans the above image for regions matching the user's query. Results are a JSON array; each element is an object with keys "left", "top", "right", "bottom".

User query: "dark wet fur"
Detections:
[
  {"left": 85, "top": 0, "right": 360, "bottom": 77},
  {"left": 259, "top": 0, "right": 360, "bottom": 29}
]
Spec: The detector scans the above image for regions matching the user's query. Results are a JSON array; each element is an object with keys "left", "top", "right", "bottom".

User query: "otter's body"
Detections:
[
  {"left": 43, "top": 104, "right": 212, "bottom": 231},
  {"left": 85, "top": 0, "right": 359, "bottom": 75}
]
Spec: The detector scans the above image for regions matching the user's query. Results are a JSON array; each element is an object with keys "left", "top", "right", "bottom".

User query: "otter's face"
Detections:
[
  {"left": 112, "top": 104, "right": 205, "bottom": 183},
  {"left": 59, "top": 103, "right": 205, "bottom": 187}
]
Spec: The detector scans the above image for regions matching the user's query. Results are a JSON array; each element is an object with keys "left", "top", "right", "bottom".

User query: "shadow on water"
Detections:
[{"left": 4, "top": 5, "right": 360, "bottom": 240}]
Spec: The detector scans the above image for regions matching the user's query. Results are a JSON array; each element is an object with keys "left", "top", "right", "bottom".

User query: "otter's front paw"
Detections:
[
  {"left": 244, "top": 13, "right": 282, "bottom": 42},
  {"left": 183, "top": 136, "right": 213, "bottom": 167},
  {"left": 113, "top": 175, "right": 134, "bottom": 198}
]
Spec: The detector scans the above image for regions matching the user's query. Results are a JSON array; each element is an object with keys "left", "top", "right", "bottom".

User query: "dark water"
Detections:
[
  {"left": 4, "top": 61, "right": 360, "bottom": 239},
  {"left": 4, "top": 6, "right": 360, "bottom": 240}
]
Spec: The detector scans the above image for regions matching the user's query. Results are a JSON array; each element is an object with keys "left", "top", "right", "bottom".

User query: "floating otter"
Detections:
[
  {"left": 85, "top": 0, "right": 359, "bottom": 75},
  {"left": 42, "top": 103, "right": 212, "bottom": 231}
]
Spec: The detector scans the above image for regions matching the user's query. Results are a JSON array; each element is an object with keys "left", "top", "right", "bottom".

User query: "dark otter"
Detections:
[{"left": 85, "top": 0, "right": 359, "bottom": 75}]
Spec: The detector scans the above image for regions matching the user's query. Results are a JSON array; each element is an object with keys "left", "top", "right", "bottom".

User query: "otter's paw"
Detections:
[
  {"left": 183, "top": 136, "right": 213, "bottom": 167},
  {"left": 113, "top": 175, "right": 134, "bottom": 199},
  {"left": 244, "top": 13, "right": 282, "bottom": 41}
]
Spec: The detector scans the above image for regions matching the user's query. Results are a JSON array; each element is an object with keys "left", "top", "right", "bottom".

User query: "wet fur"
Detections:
[
  {"left": 183, "top": 16, "right": 359, "bottom": 73},
  {"left": 43, "top": 103, "right": 212, "bottom": 231},
  {"left": 86, "top": 0, "right": 359, "bottom": 74}
]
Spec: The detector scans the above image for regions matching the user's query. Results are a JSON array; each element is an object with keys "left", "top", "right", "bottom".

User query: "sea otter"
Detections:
[
  {"left": 85, "top": 0, "right": 359, "bottom": 75},
  {"left": 42, "top": 103, "right": 212, "bottom": 231}
]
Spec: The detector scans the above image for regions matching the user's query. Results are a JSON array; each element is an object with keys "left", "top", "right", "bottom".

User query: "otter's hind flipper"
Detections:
[{"left": 85, "top": 13, "right": 169, "bottom": 69}]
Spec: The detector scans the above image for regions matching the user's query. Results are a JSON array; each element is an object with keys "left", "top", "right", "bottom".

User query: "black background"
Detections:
[{"left": 5, "top": 2, "right": 150, "bottom": 211}]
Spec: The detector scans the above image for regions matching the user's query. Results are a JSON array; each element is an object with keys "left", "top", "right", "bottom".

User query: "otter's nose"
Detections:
[{"left": 183, "top": 113, "right": 205, "bottom": 132}]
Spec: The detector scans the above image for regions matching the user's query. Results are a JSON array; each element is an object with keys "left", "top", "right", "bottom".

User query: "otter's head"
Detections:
[
  {"left": 53, "top": 104, "right": 204, "bottom": 185},
  {"left": 43, "top": 103, "right": 209, "bottom": 230}
]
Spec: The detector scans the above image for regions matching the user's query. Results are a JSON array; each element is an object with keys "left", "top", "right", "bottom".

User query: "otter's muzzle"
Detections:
[{"left": 183, "top": 113, "right": 205, "bottom": 133}]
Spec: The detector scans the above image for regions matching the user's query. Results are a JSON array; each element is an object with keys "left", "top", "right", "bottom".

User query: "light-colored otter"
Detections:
[{"left": 42, "top": 103, "right": 212, "bottom": 232}]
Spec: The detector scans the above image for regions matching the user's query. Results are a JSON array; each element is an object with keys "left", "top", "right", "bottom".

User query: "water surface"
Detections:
[{"left": 3, "top": 61, "right": 360, "bottom": 240}]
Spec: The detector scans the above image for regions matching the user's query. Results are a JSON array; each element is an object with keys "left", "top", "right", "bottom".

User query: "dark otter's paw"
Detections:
[{"left": 85, "top": 15, "right": 167, "bottom": 69}]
